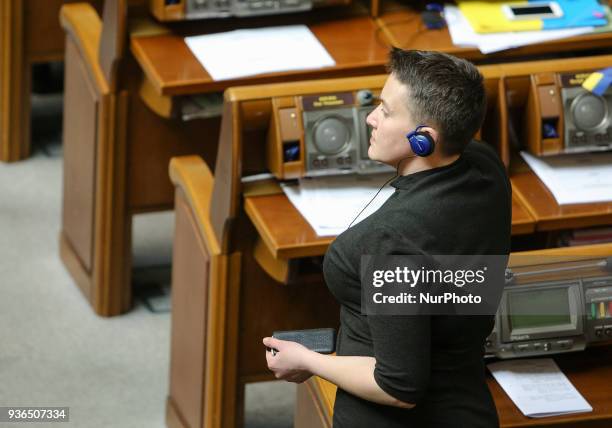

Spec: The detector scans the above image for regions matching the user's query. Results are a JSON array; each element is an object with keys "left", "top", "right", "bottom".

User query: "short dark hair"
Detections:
[{"left": 387, "top": 48, "right": 486, "bottom": 155}]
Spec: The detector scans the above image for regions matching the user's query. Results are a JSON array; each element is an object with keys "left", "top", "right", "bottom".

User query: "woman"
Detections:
[{"left": 264, "top": 48, "right": 511, "bottom": 427}]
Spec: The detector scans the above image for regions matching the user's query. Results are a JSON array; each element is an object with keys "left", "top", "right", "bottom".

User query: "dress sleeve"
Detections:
[
  {"left": 369, "top": 314, "right": 431, "bottom": 404},
  {"left": 366, "top": 223, "right": 431, "bottom": 405}
]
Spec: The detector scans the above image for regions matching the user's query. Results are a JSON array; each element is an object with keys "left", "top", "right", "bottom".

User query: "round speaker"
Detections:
[
  {"left": 312, "top": 116, "right": 350, "bottom": 154},
  {"left": 571, "top": 93, "right": 608, "bottom": 131}
]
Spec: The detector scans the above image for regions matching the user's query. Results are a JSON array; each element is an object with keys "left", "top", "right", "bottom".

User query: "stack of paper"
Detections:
[
  {"left": 444, "top": 5, "right": 597, "bottom": 54},
  {"left": 185, "top": 25, "right": 335, "bottom": 81},
  {"left": 488, "top": 358, "right": 592, "bottom": 418},
  {"left": 521, "top": 151, "right": 612, "bottom": 205},
  {"left": 281, "top": 174, "right": 395, "bottom": 236}
]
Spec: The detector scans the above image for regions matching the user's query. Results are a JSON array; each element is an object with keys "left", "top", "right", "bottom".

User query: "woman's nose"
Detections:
[{"left": 366, "top": 111, "right": 376, "bottom": 128}]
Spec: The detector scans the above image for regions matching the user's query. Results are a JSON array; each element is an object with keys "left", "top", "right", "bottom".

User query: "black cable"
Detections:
[{"left": 346, "top": 155, "right": 416, "bottom": 229}]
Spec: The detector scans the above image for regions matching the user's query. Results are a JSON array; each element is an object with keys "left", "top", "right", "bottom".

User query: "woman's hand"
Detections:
[{"left": 263, "top": 337, "right": 314, "bottom": 384}]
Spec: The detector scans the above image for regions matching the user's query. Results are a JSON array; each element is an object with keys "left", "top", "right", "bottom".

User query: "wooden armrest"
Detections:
[
  {"left": 169, "top": 156, "right": 221, "bottom": 255},
  {"left": 60, "top": 3, "right": 109, "bottom": 94}
]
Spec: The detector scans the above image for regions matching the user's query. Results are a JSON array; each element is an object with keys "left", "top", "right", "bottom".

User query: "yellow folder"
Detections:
[{"left": 458, "top": 1, "right": 544, "bottom": 33}]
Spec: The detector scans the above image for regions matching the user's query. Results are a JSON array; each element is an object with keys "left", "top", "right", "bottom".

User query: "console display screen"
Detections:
[{"left": 509, "top": 288, "right": 571, "bottom": 330}]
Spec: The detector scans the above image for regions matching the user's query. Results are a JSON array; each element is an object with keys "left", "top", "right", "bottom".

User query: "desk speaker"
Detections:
[{"left": 525, "top": 71, "right": 612, "bottom": 156}]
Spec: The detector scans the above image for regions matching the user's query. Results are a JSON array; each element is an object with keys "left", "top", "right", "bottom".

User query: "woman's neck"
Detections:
[{"left": 399, "top": 152, "right": 460, "bottom": 176}]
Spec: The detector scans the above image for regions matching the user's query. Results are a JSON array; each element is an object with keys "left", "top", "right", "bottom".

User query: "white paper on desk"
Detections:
[
  {"left": 281, "top": 174, "right": 395, "bottom": 236},
  {"left": 521, "top": 151, "right": 612, "bottom": 205},
  {"left": 184, "top": 25, "right": 335, "bottom": 81},
  {"left": 444, "top": 6, "right": 594, "bottom": 54},
  {"left": 488, "top": 358, "right": 592, "bottom": 418}
]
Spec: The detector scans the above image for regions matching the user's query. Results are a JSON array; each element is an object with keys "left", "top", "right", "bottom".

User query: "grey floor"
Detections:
[{"left": 0, "top": 91, "right": 295, "bottom": 427}]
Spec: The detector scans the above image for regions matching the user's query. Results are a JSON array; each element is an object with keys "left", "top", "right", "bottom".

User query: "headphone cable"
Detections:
[{"left": 346, "top": 155, "right": 416, "bottom": 230}]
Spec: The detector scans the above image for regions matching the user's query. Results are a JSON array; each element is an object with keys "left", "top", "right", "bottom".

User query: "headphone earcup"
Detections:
[{"left": 407, "top": 131, "right": 435, "bottom": 157}]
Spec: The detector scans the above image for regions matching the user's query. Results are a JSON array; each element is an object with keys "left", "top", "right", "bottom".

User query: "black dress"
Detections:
[{"left": 323, "top": 141, "right": 511, "bottom": 428}]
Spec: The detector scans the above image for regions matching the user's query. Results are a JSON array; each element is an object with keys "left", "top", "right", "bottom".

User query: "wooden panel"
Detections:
[
  {"left": 311, "top": 376, "right": 336, "bottom": 421},
  {"left": 24, "top": 0, "right": 103, "bottom": 60},
  {"left": 511, "top": 172, "right": 612, "bottom": 231},
  {"left": 0, "top": 0, "right": 28, "bottom": 162},
  {"left": 295, "top": 378, "right": 332, "bottom": 428},
  {"left": 60, "top": 2, "right": 108, "bottom": 92},
  {"left": 169, "top": 188, "right": 209, "bottom": 428},
  {"left": 62, "top": 37, "right": 99, "bottom": 273},
  {"left": 234, "top": 216, "right": 340, "bottom": 378},
  {"left": 126, "top": 89, "right": 220, "bottom": 211},
  {"left": 99, "top": 0, "right": 126, "bottom": 89},
  {"left": 222, "top": 54, "right": 612, "bottom": 104}
]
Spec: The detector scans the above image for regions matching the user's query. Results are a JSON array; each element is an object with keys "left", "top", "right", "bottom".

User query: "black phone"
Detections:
[{"left": 268, "top": 328, "right": 337, "bottom": 355}]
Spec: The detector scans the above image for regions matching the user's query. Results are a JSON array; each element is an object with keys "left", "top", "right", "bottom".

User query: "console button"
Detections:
[
  {"left": 556, "top": 340, "right": 572, "bottom": 350},
  {"left": 594, "top": 327, "right": 603, "bottom": 338},
  {"left": 543, "top": 342, "right": 551, "bottom": 351},
  {"left": 514, "top": 344, "right": 530, "bottom": 352}
]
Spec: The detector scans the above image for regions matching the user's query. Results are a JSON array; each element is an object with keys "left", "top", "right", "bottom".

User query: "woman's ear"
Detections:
[{"left": 422, "top": 126, "right": 439, "bottom": 145}]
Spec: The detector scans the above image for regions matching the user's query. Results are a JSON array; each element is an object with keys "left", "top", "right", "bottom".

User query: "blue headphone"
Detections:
[{"left": 406, "top": 125, "right": 435, "bottom": 157}]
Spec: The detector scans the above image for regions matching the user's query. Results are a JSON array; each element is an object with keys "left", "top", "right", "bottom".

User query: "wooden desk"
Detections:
[
  {"left": 244, "top": 190, "right": 536, "bottom": 258},
  {"left": 489, "top": 346, "right": 612, "bottom": 427},
  {"left": 376, "top": 3, "right": 612, "bottom": 62},
  {"left": 0, "top": 0, "right": 103, "bottom": 162},
  {"left": 512, "top": 172, "right": 612, "bottom": 232},
  {"left": 296, "top": 346, "right": 612, "bottom": 428},
  {"left": 244, "top": 187, "right": 535, "bottom": 282},
  {"left": 131, "top": 1, "right": 612, "bottom": 108},
  {"left": 131, "top": 8, "right": 388, "bottom": 96}
]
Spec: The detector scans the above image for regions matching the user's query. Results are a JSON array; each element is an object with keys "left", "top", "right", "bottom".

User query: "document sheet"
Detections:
[
  {"left": 185, "top": 25, "right": 335, "bottom": 81},
  {"left": 281, "top": 174, "right": 395, "bottom": 236},
  {"left": 488, "top": 358, "right": 592, "bottom": 418},
  {"left": 520, "top": 151, "right": 612, "bottom": 205}
]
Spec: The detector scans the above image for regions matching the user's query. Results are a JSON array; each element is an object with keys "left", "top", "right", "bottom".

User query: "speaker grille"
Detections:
[
  {"left": 313, "top": 116, "right": 350, "bottom": 154},
  {"left": 571, "top": 93, "right": 607, "bottom": 131}
]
